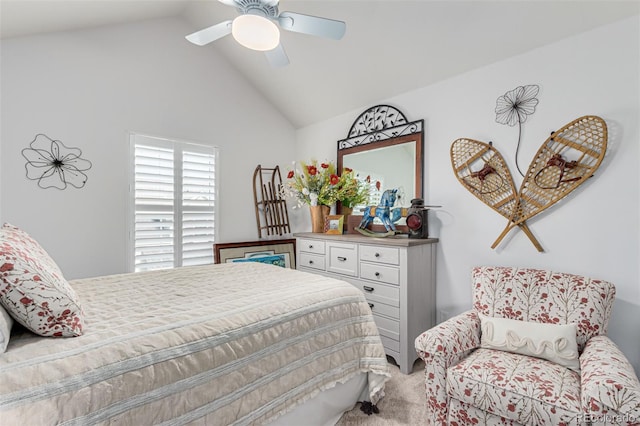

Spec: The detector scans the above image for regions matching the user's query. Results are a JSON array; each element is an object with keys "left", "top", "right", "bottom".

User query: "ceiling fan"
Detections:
[{"left": 185, "top": 0, "right": 346, "bottom": 67}]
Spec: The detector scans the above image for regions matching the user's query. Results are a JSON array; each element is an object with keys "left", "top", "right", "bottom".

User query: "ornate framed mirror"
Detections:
[{"left": 337, "top": 105, "right": 424, "bottom": 219}]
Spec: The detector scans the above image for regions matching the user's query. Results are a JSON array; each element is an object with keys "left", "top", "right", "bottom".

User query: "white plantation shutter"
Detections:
[
  {"left": 134, "top": 144, "right": 175, "bottom": 271},
  {"left": 131, "top": 134, "right": 217, "bottom": 272},
  {"left": 181, "top": 151, "right": 216, "bottom": 266}
]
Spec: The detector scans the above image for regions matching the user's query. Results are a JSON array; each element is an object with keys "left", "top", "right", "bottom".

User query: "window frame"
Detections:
[{"left": 127, "top": 132, "right": 219, "bottom": 272}]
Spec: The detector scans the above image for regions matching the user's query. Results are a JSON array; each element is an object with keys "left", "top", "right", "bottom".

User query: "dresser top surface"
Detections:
[{"left": 294, "top": 232, "right": 439, "bottom": 247}]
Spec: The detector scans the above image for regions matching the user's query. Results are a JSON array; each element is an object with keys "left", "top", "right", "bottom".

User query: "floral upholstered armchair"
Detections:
[{"left": 415, "top": 266, "right": 640, "bottom": 425}]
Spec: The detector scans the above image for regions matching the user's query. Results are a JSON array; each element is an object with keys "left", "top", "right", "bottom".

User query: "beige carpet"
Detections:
[{"left": 336, "top": 358, "right": 426, "bottom": 425}]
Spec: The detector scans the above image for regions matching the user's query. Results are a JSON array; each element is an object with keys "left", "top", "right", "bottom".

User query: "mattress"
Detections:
[{"left": 0, "top": 262, "right": 389, "bottom": 425}]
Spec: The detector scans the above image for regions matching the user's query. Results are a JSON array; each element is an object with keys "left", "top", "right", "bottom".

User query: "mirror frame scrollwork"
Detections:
[{"left": 336, "top": 105, "right": 424, "bottom": 215}]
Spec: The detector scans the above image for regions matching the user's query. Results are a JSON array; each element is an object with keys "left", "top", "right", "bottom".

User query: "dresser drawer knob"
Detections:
[
  {"left": 308, "top": 260, "right": 314, "bottom": 265},
  {"left": 375, "top": 272, "right": 381, "bottom": 277},
  {"left": 337, "top": 256, "right": 347, "bottom": 262},
  {"left": 363, "top": 286, "right": 374, "bottom": 292},
  {"left": 375, "top": 253, "right": 380, "bottom": 258},
  {"left": 368, "top": 303, "right": 375, "bottom": 309},
  {"left": 308, "top": 245, "right": 313, "bottom": 249}
]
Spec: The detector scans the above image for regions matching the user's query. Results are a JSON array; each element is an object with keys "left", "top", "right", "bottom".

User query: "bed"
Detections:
[{"left": 0, "top": 255, "right": 390, "bottom": 425}]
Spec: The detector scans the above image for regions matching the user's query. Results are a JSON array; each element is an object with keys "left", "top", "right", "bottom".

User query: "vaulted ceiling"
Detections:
[{"left": 2, "top": 1, "right": 638, "bottom": 128}]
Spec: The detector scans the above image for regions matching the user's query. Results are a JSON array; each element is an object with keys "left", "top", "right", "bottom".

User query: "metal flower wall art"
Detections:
[
  {"left": 495, "top": 84, "right": 540, "bottom": 177},
  {"left": 22, "top": 134, "right": 92, "bottom": 190}
]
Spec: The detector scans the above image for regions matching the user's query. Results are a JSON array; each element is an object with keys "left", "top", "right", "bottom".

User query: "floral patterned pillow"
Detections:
[{"left": 0, "top": 224, "right": 84, "bottom": 337}]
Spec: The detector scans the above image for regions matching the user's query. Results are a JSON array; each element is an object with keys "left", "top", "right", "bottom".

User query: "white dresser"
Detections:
[{"left": 295, "top": 232, "right": 438, "bottom": 374}]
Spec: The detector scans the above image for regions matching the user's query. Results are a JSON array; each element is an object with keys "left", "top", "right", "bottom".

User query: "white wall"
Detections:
[
  {"left": 0, "top": 17, "right": 296, "bottom": 279},
  {"left": 295, "top": 16, "right": 640, "bottom": 371},
  {"left": 1, "top": 10, "right": 637, "bottom": 371}
]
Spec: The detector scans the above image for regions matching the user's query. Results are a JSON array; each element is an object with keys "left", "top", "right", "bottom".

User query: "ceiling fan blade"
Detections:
[
  {"left": 265, "top": 44, "right": 289, "bottom": 67},
  {"left": 185, "top": 20, "right": 232, "bottom": 46},
  {"left": 278, "top": 12, "right": 346, "bottom": 40}
]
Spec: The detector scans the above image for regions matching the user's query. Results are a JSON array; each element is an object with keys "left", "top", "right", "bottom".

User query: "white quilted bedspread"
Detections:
[{"left": 0, "top": 262, "right": 389, "bottom": 425}]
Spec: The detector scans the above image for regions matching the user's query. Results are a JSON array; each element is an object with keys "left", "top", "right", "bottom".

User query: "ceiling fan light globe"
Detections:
[{"left": 232, "top": 15, "right": 280, "bottom": 51}]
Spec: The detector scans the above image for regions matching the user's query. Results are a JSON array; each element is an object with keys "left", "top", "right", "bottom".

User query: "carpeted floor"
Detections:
[{"left": 336, "top": 358, "right": 426, "bottom": 425}]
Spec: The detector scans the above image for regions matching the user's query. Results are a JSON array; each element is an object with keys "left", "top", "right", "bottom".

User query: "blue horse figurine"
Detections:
[{"left": 358, "top": 189, "right": 399, "bottom": 232}]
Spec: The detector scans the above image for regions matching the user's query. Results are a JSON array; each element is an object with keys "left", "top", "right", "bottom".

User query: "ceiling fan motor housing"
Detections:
[{"left": 234, "top": 0, "right": 278, "bottom": 19}]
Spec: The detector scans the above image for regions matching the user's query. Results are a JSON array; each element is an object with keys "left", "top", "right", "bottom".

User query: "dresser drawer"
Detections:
[
  {"left": 298, "top": 238, "right": 325, "bottom": 255},
  {"left": 326, "top": 242, "right": 358, "bottom": 277},
  {"left": 360, "top": 262, "right": 400, "bottom": 286},
  {"left": 359, "top": 245, "right": 399, "bottom": 265},
  {"left": 379, "top": 335, "right": 400, "bottom": 353},
  {"left": 359, "top": 282, "right": 400, "bottom": 307},
  {"left": 365, "top": 299, "right": 399, "bottom": 320},
  {"left": 298, "top": 252, "right": 325, "bottom": 271},
  {"left": 372, "top": 314, "right": 399, "bottom": 341}
]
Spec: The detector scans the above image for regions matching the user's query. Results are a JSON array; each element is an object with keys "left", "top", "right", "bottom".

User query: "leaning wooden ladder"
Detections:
[{"left": 253, "top": 165, "right": 291, "bottom": 238}]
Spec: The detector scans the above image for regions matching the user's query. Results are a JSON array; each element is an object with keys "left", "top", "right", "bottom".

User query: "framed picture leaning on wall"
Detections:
[{"left": 213, "top": 239, "right": 296, "bottom": 269}]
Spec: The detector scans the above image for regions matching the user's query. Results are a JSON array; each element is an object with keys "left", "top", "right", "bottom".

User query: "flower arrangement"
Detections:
[
  {"left": 337, "top": 168, "right": 372, "bottom": 209},
  {"left": 281, "top": 159, "right": 378, "bottom": 212},
  {"left": 282, "top": 159, "right": 341, "bottom": 207}
]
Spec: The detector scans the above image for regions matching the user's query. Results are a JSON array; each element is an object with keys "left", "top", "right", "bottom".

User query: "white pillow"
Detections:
[
  {"left": 0, "top": 304, "right": 13, "bottom": 353},
  {"left": 479, "top": 314, "right": 580, "bottom": 372}
]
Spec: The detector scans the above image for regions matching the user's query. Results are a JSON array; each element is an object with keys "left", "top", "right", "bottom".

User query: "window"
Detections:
[{"left": 130, "top": 133, "right": 218, "bottom": 272}]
